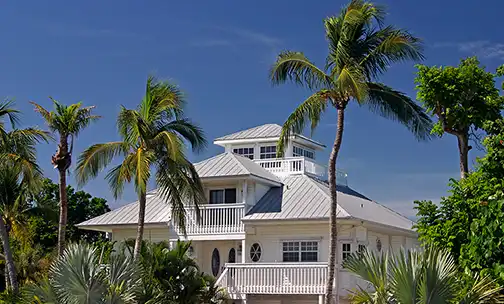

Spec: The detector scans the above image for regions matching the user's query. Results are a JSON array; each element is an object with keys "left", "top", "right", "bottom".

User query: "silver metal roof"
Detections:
[
  {"left": 77, "top": 192, "right": 170, "bottom": 227},
  {"left": 244, "top": 175, "right": 414, "bottom": 231},
  {"left": 194, "top": 152, "right": 281, "bottom": 183},
  {"left": 214, "top": 123, "right": 325, "bottom": 147}
]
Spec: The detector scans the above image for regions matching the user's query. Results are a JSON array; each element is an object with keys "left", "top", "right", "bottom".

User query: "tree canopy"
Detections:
[
  {"left": 415, "top": 119, "right": 504, "bottom": 283},
  {"left": 415, "top": 57, "right": 503, "bottom": 177}
]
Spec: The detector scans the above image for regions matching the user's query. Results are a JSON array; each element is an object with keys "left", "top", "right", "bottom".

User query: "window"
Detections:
[
  {"left": 211, "top": 248, "right": 220, "bottom": 276},
  {"left": 209, "top": 188, "right": 236, "bottom": 204},
  {"left": 250, "top": 243, "right": 262, "bottom": 262},
  {"left": 282, "top": 241, "right": 318, "bottom": 262},
  {"left": 376, "top": 238, "right": 382, "bottom": 252},
  {"left": 233, "top": 147, "right": 254, "bottom": 159},
  {"left": 342, "top": 243, "right": 351, "bottom": 260},
  {"left": 260, "top": 146, "right": 277, "bottom": 159},
  {"left": 358, "top": 244, "right": 366, "bottom": 254},
  {"left": 293, "top": 145, "right": 315, "bottom": 159}
]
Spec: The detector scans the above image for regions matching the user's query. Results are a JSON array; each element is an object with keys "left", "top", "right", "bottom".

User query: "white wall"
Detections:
[{"left": 244, "top": 223, "right": 418, "bottom": 264}]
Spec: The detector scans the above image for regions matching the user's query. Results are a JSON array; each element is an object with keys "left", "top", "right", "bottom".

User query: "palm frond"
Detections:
[
  {"left": 133, "top": 148, "right": 154, "bottom": 195},
  {"left": 155, "top": 119, "right": 207, "bottom": 153},
  {"left": 359, "top": 26, "right": 424, "bottom": 80},
  {"left": 105, "top": 153, "right": 136, "bottom": 199},
  {"left": 270, "top": 51, "right": 331, "bottom": 90},
  {"left": 366, "top": 82, "right": 432, "bottom": 141},
  {"left": 75, "top": 141, "right": 130, "bottom": 186},
  {"left": 389, "top": 248, "right": 422, "bottom": 304},
  {"left": 459, "top": 274, "right": 504, "bottom": 304},
  {"left": 335, "top": 64, "right": 368, "bottom": 102},
  {"left": 417, "top": 246, "right": 458, "bottom": 304},
  {"left": 0, "top": 99, "right": 21, "bottom": 129},
  {"left": 277, "top": 90, "right": 329, "bottom": 156}
]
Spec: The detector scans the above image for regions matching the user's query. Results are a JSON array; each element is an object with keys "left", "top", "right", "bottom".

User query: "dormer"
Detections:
[
  {"left": 213, "top": 124, "right": 325, "bottom": 160},
  {"left": 214, "top": 124, "right": 329, "bottom": 179}
]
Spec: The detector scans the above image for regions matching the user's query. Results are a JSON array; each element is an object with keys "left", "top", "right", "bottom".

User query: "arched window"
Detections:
[
  {"left": 376, "top": 238, "right": 382, "bottom": 252},
  {"left": 211, "top": 248, "right": 220, "bottom": 276},
  {"left": 228, "top": 248, "right": 236, "bottom": 263},
  {"left": 250, "top": 243, "right": 262, "bottom": 262}
]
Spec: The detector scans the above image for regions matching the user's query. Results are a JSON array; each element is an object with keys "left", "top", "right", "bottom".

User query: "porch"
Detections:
[
  {"left": 172, "top": 203, "right": 245, "bottom": 238},
  {"left": 216, "top": 262, "right": 369, "bottom": 298}
]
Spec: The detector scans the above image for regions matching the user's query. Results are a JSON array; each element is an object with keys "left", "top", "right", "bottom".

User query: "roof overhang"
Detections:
[
  {"left": 200, "top": 174, "right": 282, "bottom": 186},
  {"left": 214, "top": 136, "right": 325, "bottom": 151},
  {"left": 242, "top": 217, "right": 416, "bottom": 236},
  {"left": 77, "top": 222, "right": 170, "bottom": 233}
]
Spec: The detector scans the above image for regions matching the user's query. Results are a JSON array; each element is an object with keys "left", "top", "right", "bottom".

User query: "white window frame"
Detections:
[
  {"left": 292, "top": 145, "right": 315, "bottom": 159},
  {"left": 208, "top": 187, "right": 238, "bottom": 204},
  {"left": 281, "top": 240, "right": 319, "bottom": 262},
  {"left": 233, "top": 147, "right": 254, "bottom": 159},
  {"left": 341, "top": 242, "right": 352, "bottom": 261},
  {"left": 260, "top": 145, "right": 277, "bottom": 159}
]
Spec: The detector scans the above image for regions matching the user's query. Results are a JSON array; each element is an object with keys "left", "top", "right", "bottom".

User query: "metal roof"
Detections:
[
  {"left": 194, "top": 152, "right": 281, "bottom": 183},
  {"left": 244, "top": 175, "right": 414, "bottom": 231},
  {"left": 77, "top": 192, "right": 170, "bottom": 227},
  {"left": 214, "top": 123, "right": 325, "bottom": 147}
]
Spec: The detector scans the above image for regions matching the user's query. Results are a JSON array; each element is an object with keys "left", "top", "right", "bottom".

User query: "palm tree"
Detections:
[
  {"left": 0, "top": 100, "right": 49, "bottom": 293},
  {"left": 270, "top": 1, "right": 432, "bottom": 302},
  {"left": 76, "top": 76, "right": 206, "bottom": 259},
  {"left": 27, "top": 243, "right": 141, "bottom": 303},
  {"left": 31, "top": 99, "right": 99, "bottom": 256},
  {"left": 343, "top": 246, "right": 503, "bottom": 303}
]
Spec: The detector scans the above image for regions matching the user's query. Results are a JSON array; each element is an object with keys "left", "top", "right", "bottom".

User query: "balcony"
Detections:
[
  {"left": 255, "top": 157, "right": 347, "bottom": 185},
  {"left": 216, "top": 263, "right": 369, "bottom": 297},
  {"left": 173, "top": 203, "right": 245, "bottom": 237}
]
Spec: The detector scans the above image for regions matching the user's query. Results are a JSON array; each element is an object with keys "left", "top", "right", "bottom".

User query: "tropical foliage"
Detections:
[
  {"left": 343, "top": 246, "right": 504, "bottom": 303},
  {"left": 27, "top": 243, "right": 141, "bottom": 304},
  {"left": 76, "top": 76, "right": 206, "bottom": 259},
  {"left": 415, "top": 57, "right": 503, "bottom": 178},
  {"left": 32, "top": 99, "right": 100, "bottom": 256},
  {"left": 270, "top": 0, "right": 432, "bottom": 302},
  {"left": 130, "top": 240, "right": 227, "bottom": 304},
  {"left": 415, "top": 118, "right": 504, "bottom": 284}
]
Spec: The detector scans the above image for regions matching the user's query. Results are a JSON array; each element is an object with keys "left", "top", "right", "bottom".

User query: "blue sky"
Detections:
[{"left": 0, "top": 0, "right": 502, "bottom": 218}]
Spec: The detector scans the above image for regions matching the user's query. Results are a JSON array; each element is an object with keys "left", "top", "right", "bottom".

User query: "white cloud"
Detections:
[{"left": 434, "top": 41, "right": 504, "bottom": 59}]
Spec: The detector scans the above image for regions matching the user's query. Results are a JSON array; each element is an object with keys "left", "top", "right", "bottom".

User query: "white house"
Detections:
[{"left": 77, "top": 123, "right": 418, "bottom": 304}]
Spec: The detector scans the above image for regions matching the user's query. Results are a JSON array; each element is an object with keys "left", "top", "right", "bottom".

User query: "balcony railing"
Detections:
[
  {"left": 255, "top": 157, "right": 348, "bottom": 186},
  {"left": 216, "top": 263, "right": 369, "bottom": 296},
  {"left": 173, "top": 203, "right": 245, "bottom": 235}
]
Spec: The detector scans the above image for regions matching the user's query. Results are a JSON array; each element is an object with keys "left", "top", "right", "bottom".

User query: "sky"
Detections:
[{"left": 0, "top": 0, "right": 502, "bottom": 218}]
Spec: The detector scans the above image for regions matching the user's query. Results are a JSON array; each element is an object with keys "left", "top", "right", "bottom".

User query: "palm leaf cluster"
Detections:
[
  {"left": 270, "top": 0, "right": 431, "bottom": 153},
  {"left": 76, "top": 76, "right": 206, "bottom": 258},
  {"left": 343, "top": 247, "right": 504, "bottom": 304},
  {"left": 27, "top": 243, "right": 141, "bottom": 304}
]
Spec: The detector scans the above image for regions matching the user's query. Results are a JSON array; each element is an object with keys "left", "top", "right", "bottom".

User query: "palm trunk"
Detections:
[
  {"left": 0, "top": 216, "right": 17, "bottom": 292},
  {"left": 457, "top": 133, "right": 469, "bottom": 179},
  {"left": 133, "top": 191, "right": 147, "bottom": 260},
  {"left": 325, "top": 107, "right": 345, "bottom": 304},
  {"left": 57, "top": 168, "right": 68, "bottom": 256}
]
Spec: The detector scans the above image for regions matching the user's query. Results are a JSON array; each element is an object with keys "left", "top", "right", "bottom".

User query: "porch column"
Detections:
[
  {"left": 242, "top": 180, "right": 248, "bottom": 205},
  {"left": 318, "top": 295, "right": 323, "bottom": 304},
  {"left": 241, "top": 239, "right": 246, "bottom": 263}
]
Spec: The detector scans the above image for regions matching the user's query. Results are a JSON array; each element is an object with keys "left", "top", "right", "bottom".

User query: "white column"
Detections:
[
  {"left": 241, "top": 239, "right": 246, "bottom": 263},
  {"left": 242, "top": 180, "right": 248, "bottom": 205},
  {"left": 318, "top": 294, "right": 323, "bottom": 304}
]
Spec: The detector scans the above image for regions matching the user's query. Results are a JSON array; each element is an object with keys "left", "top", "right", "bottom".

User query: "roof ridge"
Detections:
[{"left": 228, "top": 152, "right": 249, "bottom": 173}]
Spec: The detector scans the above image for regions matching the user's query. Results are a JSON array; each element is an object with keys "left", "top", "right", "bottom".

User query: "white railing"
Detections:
[
  {"left": 217, "top": 263, "right": 369, "bottom": 296},
  {"left": 254, "top": 157, "right": 348, "bottom": 186},
  {"left": 255, "top": 157, "right": 325, "bottom": 177},
  {"left": 174, "top": 203, "right": 245, "bottom": 235}
]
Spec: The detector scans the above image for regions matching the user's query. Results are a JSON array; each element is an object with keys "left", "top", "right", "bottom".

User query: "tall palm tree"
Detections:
[
  {"left": 270, "top": 1, "right": 432, "bottom": 302},
  {"left": 0, "top": 100, "right": 49, "bottom": 293},
  {"left": 343, "top": 247, "right": 504, "bottom": 303},
  {"left": 31, "top": 99, "right": 99, "bottom": 256},
  {"left": 76, "top": 76, "right": 206, "bottom": 259}
]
